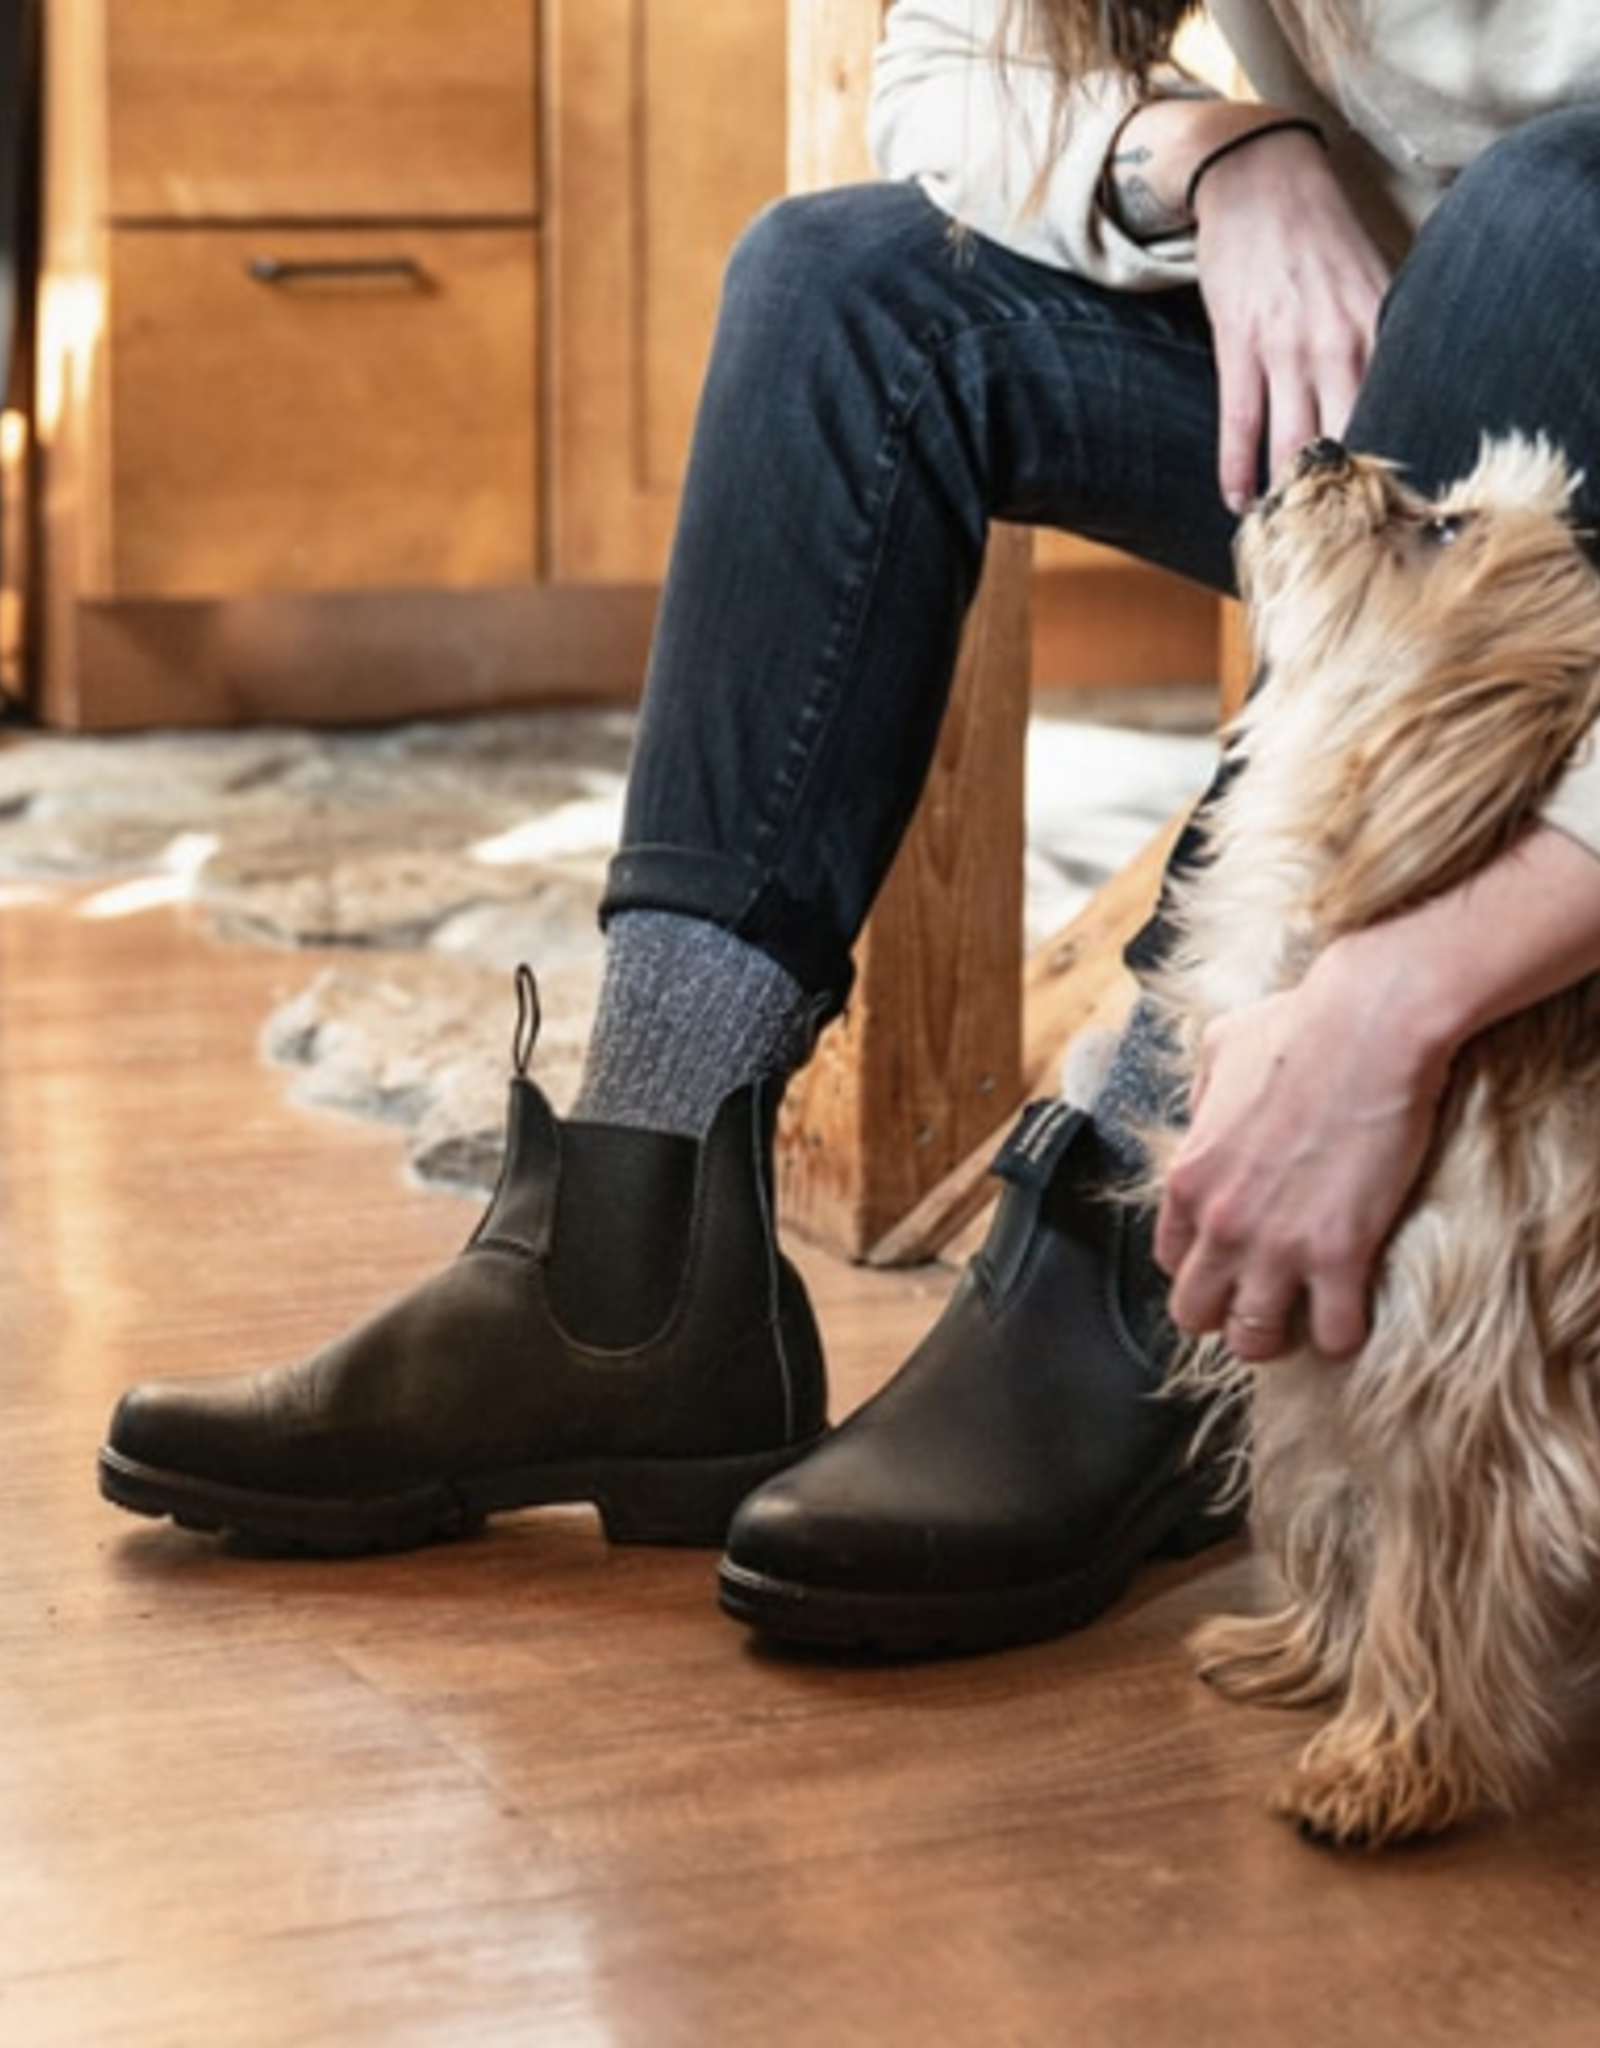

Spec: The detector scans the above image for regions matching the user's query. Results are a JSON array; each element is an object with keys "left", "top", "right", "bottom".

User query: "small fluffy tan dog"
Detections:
[{"left": 1149, "top": 433, "right": 1600, "bottom": 1848}]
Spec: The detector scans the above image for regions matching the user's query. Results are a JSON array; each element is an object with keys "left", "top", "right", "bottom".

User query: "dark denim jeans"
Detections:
[{"left": 603, "top": 107, "right": 1600, "bottom": 1016}]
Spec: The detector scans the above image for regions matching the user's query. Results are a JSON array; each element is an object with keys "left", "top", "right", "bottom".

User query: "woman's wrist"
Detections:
[
  {"left": 1102, "top": 97, "right": 1326, "bottom": 243},
  {"left": 1308, "top": 824, "right": 1600, "bottom": 1083},
  {"left": 1183, "top": 115, "right": 1326, "bottom": 213},
  {"left": 1100, "top": 98, "right": 1202, "bottom": 242},
  {"left": 1301, "top": 920, "right": 1460, "bottom": 1116}
]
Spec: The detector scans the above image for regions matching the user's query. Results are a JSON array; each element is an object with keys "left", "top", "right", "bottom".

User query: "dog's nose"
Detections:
[{"left": 1297, "top": 437, "right": 1348, "bottom": 475}]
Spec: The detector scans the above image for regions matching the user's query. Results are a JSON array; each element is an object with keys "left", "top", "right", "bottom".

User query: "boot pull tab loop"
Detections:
[{"left": 512, "top": 964, "right": 541, "bottom": 1078}]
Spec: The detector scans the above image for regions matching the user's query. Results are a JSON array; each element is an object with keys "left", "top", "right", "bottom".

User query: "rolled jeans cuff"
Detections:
[{"left": 601, "top": 845, "right": 856, "bottom": 1023}]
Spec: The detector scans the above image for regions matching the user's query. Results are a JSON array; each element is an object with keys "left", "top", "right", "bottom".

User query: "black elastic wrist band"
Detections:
[{"left": 1183, "top": 116, "right": 1328, "bottom": 215}]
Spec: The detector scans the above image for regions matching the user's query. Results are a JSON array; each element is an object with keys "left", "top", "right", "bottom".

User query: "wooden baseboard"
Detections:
[
  {"left": 36, "top": 558, "right": 1231, "bottom": 733},
  {"left": 34, "top": 581, "right": 660, "bottom": 731}
]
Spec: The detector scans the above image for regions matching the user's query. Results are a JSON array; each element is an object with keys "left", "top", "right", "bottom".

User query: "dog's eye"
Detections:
[{"left": 1421, "top": 514, "right": 1468, "bottom": 547}]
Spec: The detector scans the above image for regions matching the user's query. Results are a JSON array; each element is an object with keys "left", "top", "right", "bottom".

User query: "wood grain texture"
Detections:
[
  {"left": 547, "top": 0, "right": 789, "bottom": 579},
  {"left": 107, "top": 225, "right": 539, "bottom": 598},
  {"left": 787, "top": 0, "right": 887, "bottom": 192},
  {"left": 104, "top": 0, "right": 538, "bottom": 221},
  {"left": 3, "top": 890, "right": 1599, "bottom": 2043},
  {"left": 56, "top": 581, "right": 657, "bottom": 731}
]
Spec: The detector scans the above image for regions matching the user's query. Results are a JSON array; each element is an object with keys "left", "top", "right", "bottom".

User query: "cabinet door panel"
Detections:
[
  {"left": 108, "top": 225, "right": 538, "bottom": 597},
  {"left": 549, "top": 0, "right": 787, "bottom": 581},
  {"left": 106, "top": 0, "right": 537, "bottom": 220}
]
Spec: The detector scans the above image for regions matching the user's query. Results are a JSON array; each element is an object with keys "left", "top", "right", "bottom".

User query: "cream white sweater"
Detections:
[
  {"left": 871, "top": 1, "right": 1600, "bottom": 281},
  {"left": 869, "top": 0, "right": 1600, "bottom": 851}
]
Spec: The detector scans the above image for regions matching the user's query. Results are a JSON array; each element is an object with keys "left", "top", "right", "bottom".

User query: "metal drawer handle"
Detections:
[{"left": 246, "top": 255, "right": 429, "bottom": 288}]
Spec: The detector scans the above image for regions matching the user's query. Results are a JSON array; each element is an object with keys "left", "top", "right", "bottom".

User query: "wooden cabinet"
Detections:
[
  {"left": 34, "top": 0, "right": 789, "bottom": 727},
  {"left": 34, "top": 0, "right": 1206, "bottom": 731},
  {"left": 91, "top": 1, "right": 541, "bottom": 606}
]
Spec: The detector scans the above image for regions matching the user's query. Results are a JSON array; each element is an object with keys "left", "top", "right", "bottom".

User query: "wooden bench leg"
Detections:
[{"left": 861, "top": 600, "right": 1244, "bottom": 1268}]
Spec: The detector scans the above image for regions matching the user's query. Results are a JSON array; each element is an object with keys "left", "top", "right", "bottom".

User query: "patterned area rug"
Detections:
[{"left": 0, "top": 699, "right": 1215, "bottom": 1195}]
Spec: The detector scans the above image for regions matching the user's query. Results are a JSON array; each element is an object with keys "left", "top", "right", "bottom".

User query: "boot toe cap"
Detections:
[
  {"left": 105, "top": 1373, "right": 282, "bottom": 1491},
  {"left": 725, "top": 1446, "right": 1054, "bottom": 1597}
]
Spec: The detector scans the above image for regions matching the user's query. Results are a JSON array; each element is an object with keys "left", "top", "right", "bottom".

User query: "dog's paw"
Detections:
[{"left": 1274, "top": 1736, "right": 1477, "bottom": 1850}]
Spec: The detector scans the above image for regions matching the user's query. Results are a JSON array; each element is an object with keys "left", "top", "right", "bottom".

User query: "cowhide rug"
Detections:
[{"left": 0, "top": 699, "right": 1214, "bottom": 1196}]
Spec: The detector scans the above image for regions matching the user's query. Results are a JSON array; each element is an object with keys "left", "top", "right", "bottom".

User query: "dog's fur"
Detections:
[{"left": 1147, "top": 434, "right": 1600, "bottom": 1848}]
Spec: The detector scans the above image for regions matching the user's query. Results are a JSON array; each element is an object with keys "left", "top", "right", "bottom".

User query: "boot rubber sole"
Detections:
[
  {"left": 716, "top": 1475, "right": 1245, "bottom": 1657},
  {"left": 97, "top": 1437, "right": 824, "bottom": 1556}
]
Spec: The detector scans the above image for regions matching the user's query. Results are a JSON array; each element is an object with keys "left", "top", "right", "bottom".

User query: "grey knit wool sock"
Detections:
[
  {"left": 1083, "top": 995, "right": 1187, "bottom": 1182},
  {"left": 572, "top": 910, "right": 815, "bottom": 1137}
]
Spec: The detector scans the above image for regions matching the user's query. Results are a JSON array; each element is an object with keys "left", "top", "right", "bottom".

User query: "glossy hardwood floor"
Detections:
[{"left": 4, "top": 888, "right": 1600, "bottom": 2045}]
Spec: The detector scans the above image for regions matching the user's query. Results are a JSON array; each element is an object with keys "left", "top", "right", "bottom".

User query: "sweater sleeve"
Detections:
[
  {"left": 868, "top": 0, "right": 1208, "bottom": 289},
  {"left": 1540, "top": 736, "right": 1600, "bottom": 863}
]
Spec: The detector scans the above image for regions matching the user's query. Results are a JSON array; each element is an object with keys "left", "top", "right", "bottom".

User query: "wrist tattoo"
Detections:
[{"left": 1105, "top": 142, "right": 1192, "bottom": 243}]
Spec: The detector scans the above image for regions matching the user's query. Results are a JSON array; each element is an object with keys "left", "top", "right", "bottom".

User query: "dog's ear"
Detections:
[
  {"left": 1450, "top": 433, "right": 1585, "bottom": 526},
  {"left": 1303, "top": 438, "right": 1600, "bottom": 934},
  {"left": 1313, "top": 640, "right": 1600, "bottom": 936}
]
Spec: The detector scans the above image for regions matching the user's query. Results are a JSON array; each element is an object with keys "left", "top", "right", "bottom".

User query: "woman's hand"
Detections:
[
  {"left": 1106, "top": 98, "right": 1392, "bottom": 510},
  {"left": 1192, "top": 125, "right": 1391, "bottom": 512},
  {"left": 1153, "top": 826, "right": 1600, "bottom": 1361},
  {"left": 1153, "top": 974, "right": 1447, "bottom": 1361}
]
